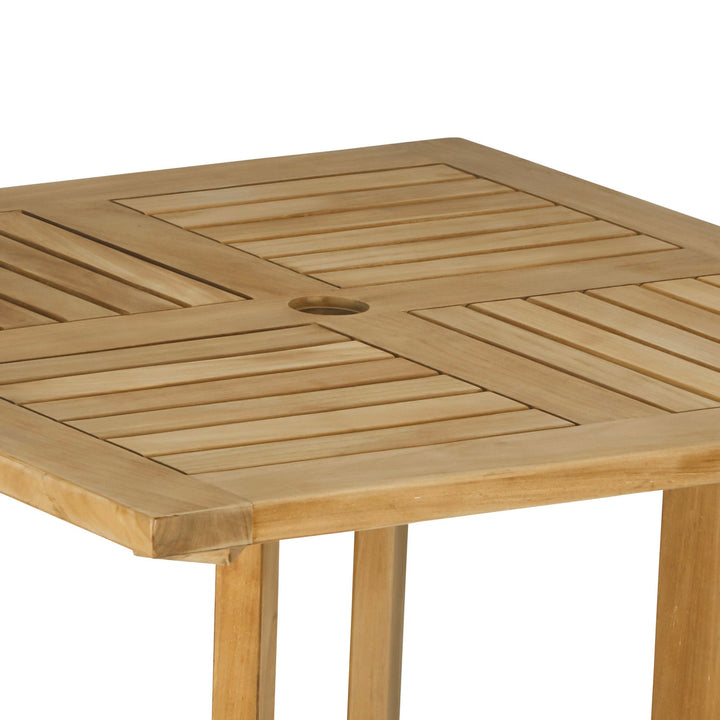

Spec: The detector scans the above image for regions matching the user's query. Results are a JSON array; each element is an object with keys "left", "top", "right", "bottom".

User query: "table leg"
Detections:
[
  {"left": 652, "top": 484, "right": 720, "bottom": 719},
  {"left": 348, "top": 525, "right": 408, "bottom": 720},
  {"left": 213, "top": 542, "right": 279, "bottom": 720}
]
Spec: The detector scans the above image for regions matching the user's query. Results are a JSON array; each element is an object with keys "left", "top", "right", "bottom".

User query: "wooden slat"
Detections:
[
  {"left": 532, "top": 292, "right": 720, "bottom": 369},
  {"left": 0, "top": 298, "right": 305, "bottom": 364},
  {"left": 201, "top": 407, "right": 720, "bottom": 543},
  {"left": 315, "top": 236, "right": 673, "bottom": 286},
  {"left": 70, "top": 375, "right": 476, "bottom": 437},
  {"left": 348, "top": 526, "right": 407, "bottom": 720},
  {"left": 0, "top": 341, "right": 391, "bottom": 403},
  {"left": 0, "top": 297, "right": 54, "bottom": 329},
  {"left": 479, "top": 299, "right": 720, "bottom": 400},
  {"left": 588, "top": 285, "right": 720, "bottom": 342},
  {"left": 0, "top": 325, "right": 343, "bottom": 384},
  {"left": 420, "top": 305, "right": 712, "bottom": 412},
  {"left": 652, "top": 484, "right": 720, "bottom": 720},
  {"left": 279, "top": 219, "right": 628, "bottom": 273},
  {"left": 702, "top": 275, "right": 720, "bottom": 288},
  {"left": 234, "top": 205, "right": 591, "bottom": 258},
  {"left": 355, "top": 247, "right": 720, "bottom": 314},
  {"left": 158, "top": 178, "right": 501, "bottom": 228},
  {"left": 34, "top": 201, "right": 331, "bottom": 300},
  {"left": 0, "top": 233, "right": 179, "bottom": 313},
  {"left": 0, "top": 266, "right": 115, "bottom": 321},
  {"left": 27, "top": 358, "right": 432, "bottom": 421},
  {"left": 213, "top": 543, "right": 279, "bottom": 720},
  {"left": 0, "top": 211, "right": 237, "bottom": 305},
  {"left": 121, "top": 164, "right": 473, "bottom": 214},
  {"left": 119, "top": 392, "right": 524, "bottom": 456},
  {"left": 202, "top": 191, "right": 546, "bottom": 243},
  {"left": 315, "top": 312, "right": 663, "bottom": 423},
  {"left": 172, "top": 409, "right": 571, "bottom": 474},
  {"left": 647, "top": 278, "right": 720, "bottom": 313}
]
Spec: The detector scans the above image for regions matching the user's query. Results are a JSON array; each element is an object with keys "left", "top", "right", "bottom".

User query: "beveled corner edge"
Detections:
[{"left": 0, "top": 400, "right": 253, "bottom": 562}]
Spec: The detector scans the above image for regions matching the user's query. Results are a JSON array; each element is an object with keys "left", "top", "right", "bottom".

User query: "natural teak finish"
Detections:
[
  {"left": 0, "top": 139, "right": 719, "bottom": 717},
  {"left": 348, "top": 526, "right": 408, "bottom": 720},
  {"left": 213, "top": 543, "right": 279, "bottom": 720}
]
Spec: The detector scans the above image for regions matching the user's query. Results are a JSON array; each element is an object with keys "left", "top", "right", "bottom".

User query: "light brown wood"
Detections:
[
  {"left": 418, "top": 305, "right": 713, "bottom": 412},
  {"left": 201, "top": 190, "right": 544, "bottom": 244},
  {"left": 318, "top": 312, "right": 662, "bottom": 423},
  {"left": 475, "top": 298, "right": 720, "bottom": 399},
  {"left": 648, "top": 277, "right": 720, "bottom": 313},
  {"left": 71, "top": 375, "right": 476, "bottom": 438},
  {"left": 0, "top": 297, "right": 54, "bottom": 328},
  {"left": 235, "top": 204, "right": 590, "bottom": 258},
  {"left": 315, "top": 235, "right": 673, "bottom": 287},
  {"left": 203, "top": 408, "right": 720, "bottom": 543},
  {"left": 27, "top": 358, "right": 431, "bottom": 421},
  {"left": 213, "top": 543, "right": 279, "bottom": 720},
  {"left": 0, "top": 341, "right": 389, "bottom": 403},
  {"left": 0, "top": 398, "right": 252, "bottom": 557},
  {"left": 1, "top": 137, "right": 719, "bottom": 564},
  {"left": 0, "top": 210, "right": 237, "bottom": 306},
  {"left": 652, "top": 485, "right": 720, "bottom": 719},
  {"left": 0, "top": 297, "right": 307, "bottom": 364},
  {"left": 115, "top": 392, "right": 523, "bottom": 457},
  {"left": 2, "top": 138, "right": 720, "bottom": 719},
  {"left": 0, "top": 264, "right": 117, "bottom": 321},
  {"left": 0, "top": 325, "right": 344, "bottom": 384},
  {"left": 157, "top": 178, "right": 503, "bottom": 228},
  {"left": 418, "top": 138, "right": 720, "bottom": 257},
  {"left": 119, "top": 164, "right": 472, "bottom": 214},
  {"left": 355, "top": 246, "right": 720, "bottom": 313},
  {"left": 348, "top": 526, "right": 407, "bottom": 720},
  {"left": 589, "top": 284, "right": 720, "bottom": 342},
  {"left": 278, "top": 218, "right": 627, "bottom": 273},
  {"left": 155, "top": 409, "right": 570, "bottom": 474}
]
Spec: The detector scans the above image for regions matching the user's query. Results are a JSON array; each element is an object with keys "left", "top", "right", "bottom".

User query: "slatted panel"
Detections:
[
  {"left": 647, "top": 277, "right": 720, "bottom": 313},
  {"left": 314, "top": 236, "right": 671, "bottom": 287},
  {"left": 170, "top": 409, "right": 569, "bottom": 474},
  {"left": 121, "top": 164, "right": 681, "bottom": 289},
  {"left": 0, "top": 211, "right": 241, "bottom": 328},
  {"left": 416, "top": 278, "right": 720, "bottom": 418},
  {"left": 0, "top": 322, "right": 571, "bottom": 475},
  {"left": 118, "top": 165, "right": 474, "bottom": 214},
  {"left": 0, "top": 296, "right": 55, "bottom": 329}
]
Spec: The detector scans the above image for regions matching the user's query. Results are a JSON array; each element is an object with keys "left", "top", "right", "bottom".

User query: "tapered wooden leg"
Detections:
[
  {"left": 348, "top": 525, "right": 408, "bottom": 720},
  {"left": 213, "top": 543, "right": 279, "bottom": 720},
  {"left": 652, "top": 485, "right": 720, "bottom": 719}
]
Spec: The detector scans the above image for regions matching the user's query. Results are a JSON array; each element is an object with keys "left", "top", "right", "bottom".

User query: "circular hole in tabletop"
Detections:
[{"left": 288, "top": 296, "right": 369, "bottom": 315}]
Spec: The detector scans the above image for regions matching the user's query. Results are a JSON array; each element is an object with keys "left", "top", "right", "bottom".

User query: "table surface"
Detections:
[{"left": 1, "top": 138, "right": 719, "bottom": 562}]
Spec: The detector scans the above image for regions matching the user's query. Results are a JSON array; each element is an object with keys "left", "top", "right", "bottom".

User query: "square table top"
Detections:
[{"left": 1, "top": 138, "right": 719, "bottom": 563}]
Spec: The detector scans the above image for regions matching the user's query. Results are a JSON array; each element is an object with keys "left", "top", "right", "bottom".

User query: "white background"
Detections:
[{"left": 0, "top": 2, "right": 718, "bottom": 718}]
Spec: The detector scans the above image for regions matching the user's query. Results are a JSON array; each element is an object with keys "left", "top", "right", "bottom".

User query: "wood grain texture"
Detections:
[
  {"left": 4, "top": 137, "right": 720, "bottom": 720},
  {"left": 204, "top": 408, "right": 720, "bottom": 543},
  {"left": 348, "top": 526, "right": 407, "bottom": 720},
  {"left": 652, "top": 485, "right": 720, "bottom": 719},
  {"left": 415, "top": 138, "right": 720, "bottom": 257},
  {"left": 0, "top": 399, "right": 252, "bottom": 557},
  {"left": 1, "top": 138, "right": 720, "bottom": 562},
  {"left": 119, "top": 164, "right": 472, "bottom": 215},
  {"left": 213, "top": 543, "right": 279, "bottom": 720}
]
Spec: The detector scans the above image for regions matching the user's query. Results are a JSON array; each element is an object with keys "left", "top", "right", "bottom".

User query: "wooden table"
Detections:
[{"left": 1, "top": 138, "right": 719, "bottom": 719}]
